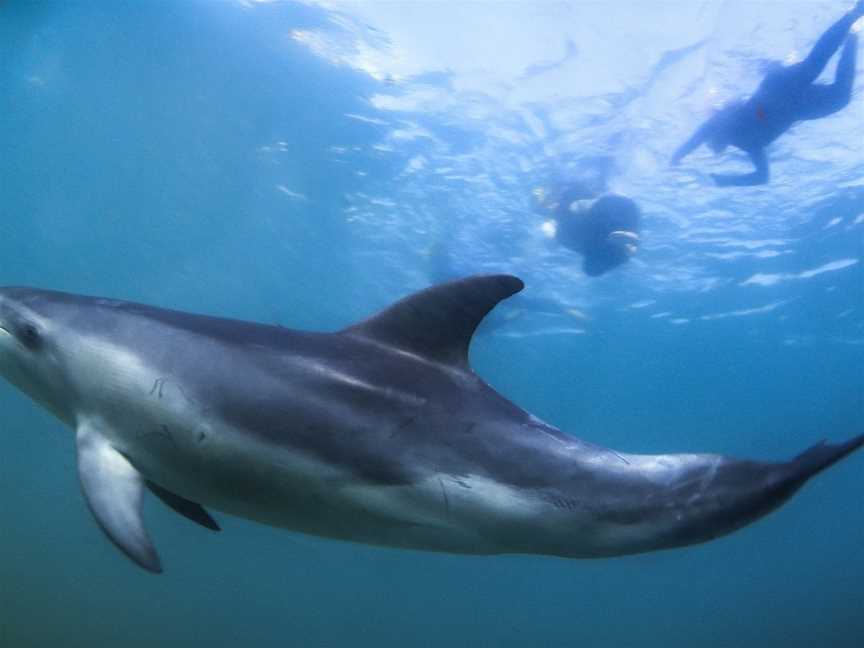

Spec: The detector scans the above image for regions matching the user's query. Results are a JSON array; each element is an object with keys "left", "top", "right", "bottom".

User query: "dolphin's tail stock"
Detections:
[
  {"left": 786, "top": 434, "right": 864, "bottom": 486},
  {"left": 731, "top": 434, "right": 864, "bottom": 537}
]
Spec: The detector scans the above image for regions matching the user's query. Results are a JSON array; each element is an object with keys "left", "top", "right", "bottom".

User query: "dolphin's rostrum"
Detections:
[{"left": 0, "top": 276, "right": 860, "bottom": 573}]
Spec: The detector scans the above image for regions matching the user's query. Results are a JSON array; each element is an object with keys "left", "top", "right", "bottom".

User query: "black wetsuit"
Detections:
[
  {"left": 551, "top": 185, "right": 641, "bottom": 277},
  {"left": 672, "top": 5, "right": 862, "bottom": 186}
]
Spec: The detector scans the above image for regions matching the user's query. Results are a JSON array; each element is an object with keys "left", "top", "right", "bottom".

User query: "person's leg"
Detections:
[
  {"left": 798, "top": 34, "right": 858, "bottom": 119},
  {"left": 794, "top": 6, "right": 861, "bottom": 86}
]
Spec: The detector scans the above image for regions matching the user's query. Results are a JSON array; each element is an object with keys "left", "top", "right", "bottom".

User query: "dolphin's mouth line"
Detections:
[{"left": 0, "top": 325, "right": 10, "bottom": 336}]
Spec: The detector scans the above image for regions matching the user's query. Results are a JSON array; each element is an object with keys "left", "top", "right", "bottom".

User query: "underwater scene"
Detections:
[{"left": 1, "top": 1, "right": 862, "bottom": 646}]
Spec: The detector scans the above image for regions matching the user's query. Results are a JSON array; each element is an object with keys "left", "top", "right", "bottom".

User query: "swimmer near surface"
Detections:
[{"left": 0, "top": 276, "right": 860, "bottom": 572}]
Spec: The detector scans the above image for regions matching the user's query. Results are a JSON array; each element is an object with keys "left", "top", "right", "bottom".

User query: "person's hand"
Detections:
[{"left": 608, "top": 230, "right": 640, "bottom": 257}]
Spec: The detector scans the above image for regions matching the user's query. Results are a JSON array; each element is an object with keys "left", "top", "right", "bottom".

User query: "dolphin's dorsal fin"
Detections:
[{"left": 342, "top": 275, "right": 524, "bottom": 368}]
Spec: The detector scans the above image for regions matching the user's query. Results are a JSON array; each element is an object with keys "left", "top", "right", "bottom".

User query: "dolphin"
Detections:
[{"left": 0, "top": 275, "right": 860, "bottom": 573}]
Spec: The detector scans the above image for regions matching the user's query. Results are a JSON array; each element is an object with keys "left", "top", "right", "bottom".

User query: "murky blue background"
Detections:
[{"left": 1, "top": 1, "right": 862, "bottom": 646}]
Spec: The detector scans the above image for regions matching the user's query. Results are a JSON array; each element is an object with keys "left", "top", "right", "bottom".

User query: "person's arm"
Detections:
[
  {"left": 710, "top": 149, "right": 769, "bottom": 187},
  {"left": 670, "top": 120, "right": 712, "bottom": 165}
]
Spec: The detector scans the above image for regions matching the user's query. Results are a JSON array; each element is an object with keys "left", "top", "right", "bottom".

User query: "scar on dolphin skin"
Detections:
[
  {"left": 389, "top": 416, "right": 417, "bottom": 439},
  {"left": 149, "top": 378, "right": 200, "bottom": 411},
  {"left": 608, "top": 449, "right": 631, "bottom": 466},
  {"left": 438, "top": 477, "right": 451, "bottom": 517},
  {"left": 547, "top": 495, "right": 581, "bottom": 511},
  {"left": 149, "top": 378, "right": 166, "bottom": 399}
]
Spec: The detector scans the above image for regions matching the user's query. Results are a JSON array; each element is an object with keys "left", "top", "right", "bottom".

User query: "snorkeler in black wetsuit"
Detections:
[
  {"left": 535, "top": 183, "right": 641, "bottom": 277},
  {"left": 671, "top": 2, "right": 863, "bottom": 187}
]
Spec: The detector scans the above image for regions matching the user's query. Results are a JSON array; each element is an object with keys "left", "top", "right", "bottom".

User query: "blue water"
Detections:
[{"left": 1, "top": 1, "right": 862, "bottom": 646}]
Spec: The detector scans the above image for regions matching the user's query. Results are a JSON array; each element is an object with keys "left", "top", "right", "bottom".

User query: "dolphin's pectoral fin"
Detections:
[
  {"left": 75, "top": 422, "right": 162, "bottom": 573},
  {"left": 342, "top": 274, "right": 524, "bottom": 369},
  {"left": 146, "top": 481, "right": 221, "bottom": 532}
]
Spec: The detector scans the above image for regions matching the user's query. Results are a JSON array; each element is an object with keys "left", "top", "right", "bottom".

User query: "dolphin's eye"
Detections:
[{"left": 18, "top": 323, "right": 42, "bottom": 350}]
